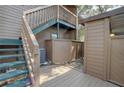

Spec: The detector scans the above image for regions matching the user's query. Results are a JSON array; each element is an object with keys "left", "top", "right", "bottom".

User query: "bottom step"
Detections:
[{"left": 5, "top": 78, "right": 31, "bottom": 87}]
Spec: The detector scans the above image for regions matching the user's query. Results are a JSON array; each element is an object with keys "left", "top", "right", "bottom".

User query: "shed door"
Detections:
[
  {"left": 109, "top": 38, "right": 124, "bottom": 86},
  {"left": 84, "top": 19, "right": 109, "bottom": 80}
]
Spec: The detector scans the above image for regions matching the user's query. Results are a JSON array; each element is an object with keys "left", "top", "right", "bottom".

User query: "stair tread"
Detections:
[
  {"left": 0, "top": 70, "right": 28, "bottom": 81},
  {"left": 5, "top": 78, "right": 31, "bottom": 87},
  {"left": 0, "top": 48, "right": 23, "bottom": 52},
  {"left": 0, "top": 39, "right": 22, "bottom": 45},
  {"left": 0, "top": 61, "right": 26, "bottom": 69},
  {"left": 0, "top": 54, "right": 24, "bottom": 59}
]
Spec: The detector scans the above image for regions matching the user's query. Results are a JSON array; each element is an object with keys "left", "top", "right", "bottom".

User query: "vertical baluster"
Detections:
[
  {"left": 28, "top": 14, "right": 31, "bottom": 26},
  {"left": 46, "top": 8, "right": 48, "bottom": 23},
  {"left": 46, "top": 8, "right": 47, "bottom": 23},
  {"left": 45, "top": 8, "right": 48, "bottom": 23},
  {"left": 38, "top": 10, "right": 40, "bottom": 26},
  {"left": 52, "top": 6, "right": 54, "bottom": 19},
  {"left": 36, "top": 11, "right": 38, "bottom": 27},
  {"left": 37, "top": 11, "right": 39, "bottom": 27},
  {"left": 52, "top": 6, "right": 56, "bottom": 19},
  {"left": 34, "top": 11, "right": 36, "bottom": 28},
  {"left": 31, "top": 13, "right": 34, "bottom": 29},
  {"left": 33, "top": 12, "right": 35, "bottom": 29},
  {"left": 62, "top": 6, "right": 63, "bottom": 20},
  {"left": 50, "top": 6, "right": 52, "bottom": 19},
  {"left": 40, "top": 10, "right": 43, "bottom": 24},
  {"left": 44, "top": 8, "right": 46, "bottom": 23},
  {"left": 54, "top": 6, "right": 57, "bottom": 19},
  {"left": 33, "top": 12, "right": 35, "bottom": 28},
  {"left": 49, "top": 7, "right": 51, "bottom": 21},
  {"left": 49, "top": 7, "right": 51, "bottom": 20},
  {"left": 53, "top": 6, "right": 55, "bottom": 19},
  {"left": 50, "top": 7, "right": 52, "bottom": 20},
  {"left": 41, "top": 9, "right": 44, "bottom": 24},
  {"left": 47, "top": 8, "right": 48, "bottom": 22},
  {"left": 26, "top": 14, "right": 30, "bottom": 25},
  {"left": 29, "top": 13, "right": 31, "bottom": 28},
  {"left": 43, "top": 8, "right": 45, "bottom": 23},
  {"left": 34, "top": 11, "right": 37, "bottom": 28},
  {"left": 31, "top": 12, "right": 33, "bottom": 28},
  {"left": 54, "top": 6, "right": 56, "bottom": 19},
  {"left": 39, "top": 10, "right": 41, "bottom": 25},
  {"left": 48, "top": 7, "right": 49, "bottom": 22},
  {"left": 48, "top": 7, "right": 50, "bottom": 21}
]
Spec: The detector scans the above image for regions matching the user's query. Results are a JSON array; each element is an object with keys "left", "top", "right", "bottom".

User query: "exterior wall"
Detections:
[
  {"left": 109, "top": 36, "right": 124, "bottom": 86},
  {"left": 84, "top": 18, "right": 109, "bottom": 80},
  {"left": 84, "top": 14, "right": 124, "bottom": 86},
  {"left": 108, "top": 14, "right": 124, "bottom": 86},
  {"left": 0, "top": 5, "right": 43, "bottom": 39},
  {"left": 35, "top": 26, "right": 75, "bottom": 48}
]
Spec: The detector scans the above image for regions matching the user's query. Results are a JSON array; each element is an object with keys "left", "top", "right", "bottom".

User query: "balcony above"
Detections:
[{"left": 24, "top": 5, "right": 77, "bottom": 35}]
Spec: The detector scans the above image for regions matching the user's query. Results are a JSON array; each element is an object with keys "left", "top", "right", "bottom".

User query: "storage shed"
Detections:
[{"left": 80, "top": 7, "right": 124, "bottom": 86}]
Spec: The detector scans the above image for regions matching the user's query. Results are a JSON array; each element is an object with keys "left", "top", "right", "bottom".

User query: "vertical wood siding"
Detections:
[
  {"left": 0, "top": 5, "right": 43, "bottom": 39},
  {"left": 84, "top": 19, "right": 109, "bottom": 80}
]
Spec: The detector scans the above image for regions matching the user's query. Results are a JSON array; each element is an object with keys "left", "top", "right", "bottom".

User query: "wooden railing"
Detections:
[
  {"left": 25, "top": 6, "right": 57, "bottom": 29},
  {"left": 22, "top": 16, "right": 40, "bottom": 86},
  {"left": 59, "top": 6, "right": 77, "bottom": 25},
  {"left": 24, "top": 5, "right": 77, "bottom": 30},
  {"left": 21, "top": 5, "right": 77, "bottom": 86}
]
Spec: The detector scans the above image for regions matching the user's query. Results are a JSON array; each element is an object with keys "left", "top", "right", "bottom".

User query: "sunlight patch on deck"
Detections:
[{"left": 39, "top": 65, "right": 71, "bottom": 85}]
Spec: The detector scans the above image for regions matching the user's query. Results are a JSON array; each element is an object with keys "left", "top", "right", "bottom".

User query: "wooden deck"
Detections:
[{"left": 39, "top": 63, "right": 118, "bottom": 87}]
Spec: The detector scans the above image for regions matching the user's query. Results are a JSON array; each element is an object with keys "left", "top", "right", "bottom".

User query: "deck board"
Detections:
[{"left": 39, "top": 64, "right": 118, "bottom": 87}]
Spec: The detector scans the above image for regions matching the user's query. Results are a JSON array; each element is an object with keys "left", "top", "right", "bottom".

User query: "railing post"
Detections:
[
  {"left": 33, "top": 48, "right": 40, "bottom": 86},
  {"left": 57, "top": 5, "right": 60, "bottom": 39},
  {"left": 76, "top": 8, "right": 79, "bottom": 40}
]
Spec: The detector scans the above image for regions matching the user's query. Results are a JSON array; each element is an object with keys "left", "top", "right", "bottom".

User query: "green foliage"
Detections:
[
  {"left": 78, "top": 5, "right": 123, "bottom": 18},
  {"left": 77, "top": 5, "right": 123, "bottom": 41}
]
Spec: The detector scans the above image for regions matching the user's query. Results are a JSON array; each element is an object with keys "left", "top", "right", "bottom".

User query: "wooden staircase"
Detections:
[
  {"left": 0, "top": 39, "right": 31, "bottom": 87},
  {"left": 21, "top": 5, "right": 77, "bottom": 87},
  {"left": 0, "top": 5, "right": 77, "bottom": 87}
]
